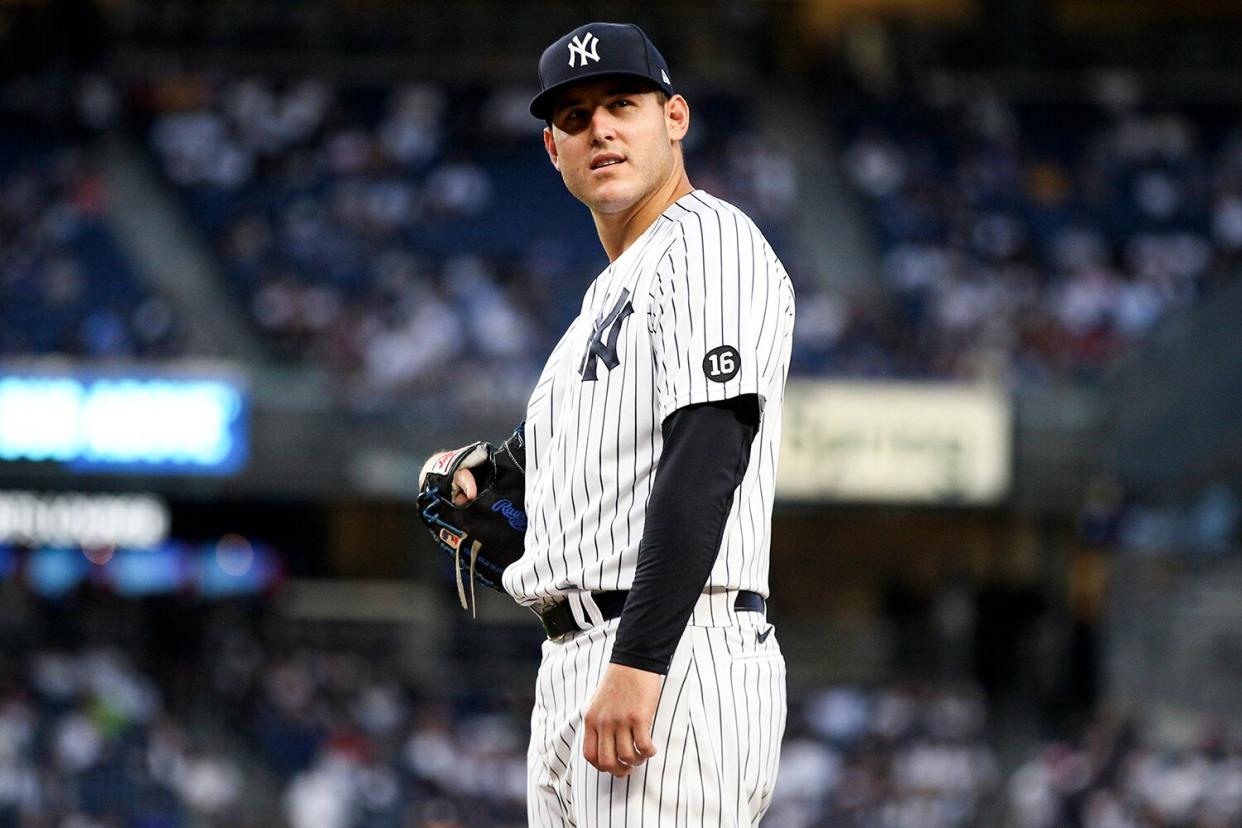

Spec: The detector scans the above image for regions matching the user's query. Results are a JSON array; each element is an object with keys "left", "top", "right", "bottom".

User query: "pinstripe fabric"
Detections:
[
  {"left": 527, "top": 607, "right": 787, "bottom": 827},
  {"left": 502, "top": 191, "right": 795, "bottom": 611},
  {"left": 512, "top": 189, "right": 794, "bottom": 824}
]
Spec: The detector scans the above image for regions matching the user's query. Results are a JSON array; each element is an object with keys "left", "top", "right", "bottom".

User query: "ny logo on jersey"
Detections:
[
  {"left": 567, "top": 32, "right": 600, "bottom": 68},
  {"left": 580, "top": 288, "right": 633, "bottom": 381}
]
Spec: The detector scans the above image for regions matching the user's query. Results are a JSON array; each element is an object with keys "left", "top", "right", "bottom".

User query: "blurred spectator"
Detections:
[
  {"left": 1008, "top": 718, "right": 1242, "bottom": 828},
  {"left": 836, "top": 72, "right": 1242, "bottom": 385},
  {"left": 768, "top": 683, "right": 999, "bottom": 827},
  {"left": 0, "top": 129, "right": 184, "bottom": 359},
  {"left": 9, "top": 617, "right": 1242, "bottom": 828},
  {"left": 0, "top": 647, "right": 240, "bottom": 825},
  {"left": 134, "top": 70, "right": 803, "bottom": 414}
]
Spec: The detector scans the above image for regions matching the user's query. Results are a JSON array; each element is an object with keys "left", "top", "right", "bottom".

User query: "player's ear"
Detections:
[
  {"left": 665, "top": 94, "right": 690, "bottom": 142},
  {"left": 543, "top": 126, "right": 561, "bottom": 171}
]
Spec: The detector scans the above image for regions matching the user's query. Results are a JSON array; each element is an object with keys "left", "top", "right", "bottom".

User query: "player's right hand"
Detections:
[
  {"left": 414, "top": 431, "right": 527, "bottom": 603},
  {"left": 419, "top": 446, "right": 486, "bottom": 505},
  {"left": 448, "top": 468, "right": 477, "bottom": 505},
  {"left": 582, "top": 663, "right": 661, "bottom": 778}
]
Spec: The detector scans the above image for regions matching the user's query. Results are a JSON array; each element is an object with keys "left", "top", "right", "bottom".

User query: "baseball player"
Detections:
[{"left": 418, "top": 22, "right": 795, "bottom": 826}]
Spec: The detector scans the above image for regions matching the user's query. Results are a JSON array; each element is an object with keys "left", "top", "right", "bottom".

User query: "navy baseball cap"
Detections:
[{"left": 530, "top": 22, "right": 674, "bottom": 121}]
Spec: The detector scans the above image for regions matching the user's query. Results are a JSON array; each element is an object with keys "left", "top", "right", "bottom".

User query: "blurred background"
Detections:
[{"left": 2, "top": 0, "right": 1242, "bottom": 825}]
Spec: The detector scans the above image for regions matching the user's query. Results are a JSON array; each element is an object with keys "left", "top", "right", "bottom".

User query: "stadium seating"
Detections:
[
  {"left": 14, "top": 619, "right": 1238, "bottom": 828},
  {"left": 0, "top": 130, "right": 184, "bottom": 359},
  {"left": 130, "top": 73, "right": 805, "bottom": 410},
  {"left": 832, "top": 75, "right": 1242, "bottom": 384},
  {"left": 8, "top": 67, "right": 1242, "bottom": 399}
]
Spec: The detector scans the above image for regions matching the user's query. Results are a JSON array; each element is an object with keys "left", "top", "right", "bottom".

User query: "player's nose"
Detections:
[{"left": 587, "top": 105, "right": 618, "bottom": 143}]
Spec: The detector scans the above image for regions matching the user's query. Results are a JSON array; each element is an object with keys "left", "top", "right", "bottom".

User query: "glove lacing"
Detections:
[{"left": 454, "top": 539, "right": 484, "bottom": 618}]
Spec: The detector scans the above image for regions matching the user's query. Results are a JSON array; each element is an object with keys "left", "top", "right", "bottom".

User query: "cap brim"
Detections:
[{"left": 530, "top": 71, "right": 671, "bottom": 120}]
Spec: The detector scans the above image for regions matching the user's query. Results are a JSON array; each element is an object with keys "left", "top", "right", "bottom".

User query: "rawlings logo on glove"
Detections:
[
  {"left": 491, "top": 499, "right": 527, "bottom": 532},
  {"left": 416, "top": 424, "right": 527, "bottom": 614}
]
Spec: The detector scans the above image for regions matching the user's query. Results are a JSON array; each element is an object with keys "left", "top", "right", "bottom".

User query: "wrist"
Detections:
[
  {"left": 599, "top": 662, "right": 664, "bottom": 698},
  {"left": 609, "top": 647, "right": 670, "bottom": 676}
]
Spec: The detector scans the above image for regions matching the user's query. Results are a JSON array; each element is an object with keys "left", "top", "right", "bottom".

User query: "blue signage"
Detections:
[{"left": 0, "top": 372, "right": 248, "bottom": 474}]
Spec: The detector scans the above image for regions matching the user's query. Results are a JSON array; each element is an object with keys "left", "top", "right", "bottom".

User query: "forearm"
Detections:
[{"left": 609, "top": 394, "right": 760, "bottom": 674}]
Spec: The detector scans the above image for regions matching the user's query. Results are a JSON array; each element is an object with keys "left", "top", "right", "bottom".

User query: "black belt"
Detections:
[{"left": 539, "top": 590, "right": 765, "bottom": 640}]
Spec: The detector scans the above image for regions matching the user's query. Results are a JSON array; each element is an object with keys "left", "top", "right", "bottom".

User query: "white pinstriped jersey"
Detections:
[{"left": 502, "top": 190, "right": 795, "bottom": 611}]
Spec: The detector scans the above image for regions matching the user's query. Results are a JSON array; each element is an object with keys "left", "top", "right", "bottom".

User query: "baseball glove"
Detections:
[{"left": 416, "top": 424, "right": 527, "bottom": 613}]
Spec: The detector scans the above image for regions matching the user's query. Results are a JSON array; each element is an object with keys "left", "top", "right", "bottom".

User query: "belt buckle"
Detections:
[
  {"left": 543, "top": 620, "right": 569, "bottom": 644},
  {"left": 532, "top": 603, "right": 570, "bottom": 643}
]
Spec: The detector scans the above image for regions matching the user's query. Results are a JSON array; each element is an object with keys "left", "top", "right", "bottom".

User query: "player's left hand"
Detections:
[{"left": 582, "top": 663, "right": 662, "bottom": 778}]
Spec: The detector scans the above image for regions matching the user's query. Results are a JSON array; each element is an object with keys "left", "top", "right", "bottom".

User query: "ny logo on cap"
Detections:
[{"left": 568, "top": 32, "right": 600, "bottom": 68}]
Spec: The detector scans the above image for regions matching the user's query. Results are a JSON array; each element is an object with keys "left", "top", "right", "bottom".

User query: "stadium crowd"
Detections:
[
  {"left": 222, "top": 638, "right": 999, "bottom": 828},
  {"left": 835, "top": 70, "right": 1242, "bottom": 384},
  {"left": 209, "top": 630, "right": 527, "bottom": 827},
  {"left": 767, "top": 683, "right": 999, "bottom": 827},
  {"left": 0, "top": 647, "right": 245, "bottom": 827},
  {"left": 134, "top": 73, "right": 545, "bottom": 415},
  {"left": 0, "top": 113, "right": 184, "bottom": 360},
  {"left": 124, "top": 70, "right": 810, "bottom": 412},
  {"left": 7, "top": 631, "right": 1242, "bottom": 827},
  {"left": 7, "top": 68, "right": 1242, "bottom": 405},
  {"left": 1008, "top": 718, "right": 1242, "bottom": 828}
]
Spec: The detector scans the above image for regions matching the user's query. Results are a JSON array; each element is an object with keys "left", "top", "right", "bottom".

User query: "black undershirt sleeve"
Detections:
[{"left": 609, "top": 393, "right": 761, "bottom": 674}]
